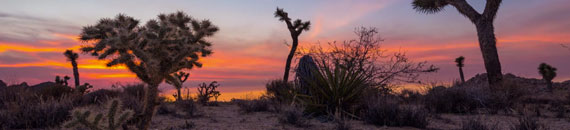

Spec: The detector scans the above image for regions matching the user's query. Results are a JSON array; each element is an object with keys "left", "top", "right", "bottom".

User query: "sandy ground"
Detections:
[{"left": 146, "top": 103, "right": 570, "bottom": 130}]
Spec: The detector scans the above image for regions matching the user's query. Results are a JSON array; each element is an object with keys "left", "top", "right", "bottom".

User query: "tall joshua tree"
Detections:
[
  {"left": 165, "top": 71, "right": 189, "bottom": 101},
  {"left": 64, "top": 50, "right": 80, "bottom": 87},
  {"left": 538, "top": 63, "right": 557, "bottom": 92},
  {"left": 79, "top": 12, "right": 218, "bottom": 130},
  {"left": 274, "top": 8, "right": 311, "bottom": 82},
  {"left": 412, "top": 0, "right": 504, "bottom": 86},
  {"left": 455, "top": 56, "right": 466, "bottom": 83}
]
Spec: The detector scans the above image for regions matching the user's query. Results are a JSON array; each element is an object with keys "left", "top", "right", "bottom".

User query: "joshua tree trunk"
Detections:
[
  {"left": 177, "top": 87, "right": 182, "bottom": 101},
  {"left": 283, "top": 37, "right": 298, "bottom": 82},
  {"left": 71, "top": 61, "right": 80, "bottom": 87},
  {"left": 547, "top": 81, "right": 553, "bottom": 92},
  {"left": 475, "top": 21, "right": 503, "bottom": 87},
  {"left": 458, "top": 67, "right": 465, "bottom": 83},
  {"left": 138, "top": 83, "right": 160, "bottom": 130}
]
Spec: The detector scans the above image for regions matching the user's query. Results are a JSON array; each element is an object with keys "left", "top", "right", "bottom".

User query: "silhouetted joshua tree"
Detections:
[
  {"left": 538, "top": 63, "right": 557, "bottom": 92},
  {"left": 274, "top": 8, "right": 311, "bottom": 82},
  {"left": 64, "top": 50, "right": 80, "bottom": 87},
  {"left": 79, "top": 12, "right": 218, "bottom": 130},
  {"left": 412, "top": 0, "right": 504, "bottom": 87},
  {"left": 197, "top": 81, "right": 220, "bottom": 105},
  {"left": 55, "top": 75, "right": 70, "bottom": 86},
  {"left": 455, "top": 56, "right": 466, "bottom": 83},
  {"left": 166, "top": 71, "right": 189, "bottom": 101}
]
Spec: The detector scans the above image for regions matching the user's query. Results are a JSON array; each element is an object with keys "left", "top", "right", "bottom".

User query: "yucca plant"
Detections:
[{"left": 299, "top": 64, "right": 370, "bottom": 118}]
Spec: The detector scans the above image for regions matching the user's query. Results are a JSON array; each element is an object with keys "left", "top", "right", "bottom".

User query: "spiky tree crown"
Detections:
[
  {"left": 274, "top": 8, "right": 311, "bottom": 33},
  {"left": 538, "top": 63, "right": 557, "bottom": 81},
  {"left": 455, "top": 56, "right": 465, "bottom": 67},
  {"left": 64, "top": 50, "right": 79, "bottom": 61},
  {"left": 80, "top": 11, "right": 218, "bottom": 84},
  {"left": 412, "top": 0, "right": 449, "bottom": 14}
]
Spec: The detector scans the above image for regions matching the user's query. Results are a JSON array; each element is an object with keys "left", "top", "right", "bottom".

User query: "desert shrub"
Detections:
[
  {"left": 157, "top": 99, "right": 197, "bottom": 118},
  {"left": 235, "top": 98, "right": 272, "bottom": 113},
  {"left": 119, "top": 84, "right": 146, "bottom": 98},
  {"left": 266, "top": 79, "right": 296, "bottom": 104},
  {"left": 175, "top": 100, "right": 198, "bottom": 117},
  {"left": 37, "top": 84, "right": 75, "bottom": 99},
  {"left": 279, "top": 106, "right": 310, "bottom": 128},
  {"left": 399, "top": 89, "right": 423, "bottom": 104},
  {"left": 77, "top": 89, "right": 120, "bottom": 106},
  {"left": 334, "top": 119, "right": 351, "bottom": 130},
  {"left": 424, "top": 85, "right": 483, "bottom": 113},
  {"left": 462, "top": 118, "right": 498, "bottom": 130},
  {"left": 0, "top": 95, "right": 74, "bottom": 129},
  {"left": 510, "top": 117, "right": 547, "bottom": 130},
  {"left": 362, "top": 101, "right": 428, "bottom": 128}
]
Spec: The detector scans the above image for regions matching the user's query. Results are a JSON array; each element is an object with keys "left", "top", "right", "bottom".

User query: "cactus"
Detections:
[
  {"left": 197, "top": 81, "right": 220, "bottom": 105},
  {"left": 64, "top": 49, "right": 80, "bottom": 87},
  {"left": 274, "top": 8, "right": 311, "bottom": 82},
  {"left": 64, "top": 99, "right": 134, "bottom": 130},
  {"left": 538, "top": 63, "right": 557, "bottom": 92},
  {"left": 166, "top": 71, "right": 190, "bottom": 101},
  {"left": 295, "top": 55, "right": 318, "bottom": 95},
  {"left": 79, "top": 11, "right": 218, "bottom": 130},
  {"left": 455, "top": 56, "right": 466, "bottom": 83}
]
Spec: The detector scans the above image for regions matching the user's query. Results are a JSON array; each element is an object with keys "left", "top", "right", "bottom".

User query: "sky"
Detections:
[{"left": 0, "top": 0, "right": 569, "bottom": 100}]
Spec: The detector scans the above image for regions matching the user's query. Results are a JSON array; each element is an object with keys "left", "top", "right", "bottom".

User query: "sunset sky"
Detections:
[{"left": 1, "top": 0, "right": 569, "bottom": 100}]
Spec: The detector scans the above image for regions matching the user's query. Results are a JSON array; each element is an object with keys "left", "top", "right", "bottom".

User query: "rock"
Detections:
[{"left": 29, "top": 82, "right": 57, "bottom": 92}]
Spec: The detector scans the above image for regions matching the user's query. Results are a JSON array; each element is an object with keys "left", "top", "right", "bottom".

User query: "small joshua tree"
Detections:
[
  {"left": 64, "top": 49, "right": 80, "bottom": 87},
  {"left": 538, "top": 63, "right": 557, "bottom": 92},
  {"left": 55, "top": 75, "right": 70, "bottom": 86},
  {"left": 274, "top": 8, "right": 311, "bottom": 82},
  {"left": 166, "top": 71, "right": 190, "bottom": 101},
  {"left": 455, "top": 56, "right": 466, "bottom": 83},
  {"left": 79, "top": 12, "right": 218, "bottom": 129},
  {"left": 197, "top": 81, "right": 220, "bottom": 105},
  {"left": 64, "top": 99, "right": 134, "bottom": 130}
]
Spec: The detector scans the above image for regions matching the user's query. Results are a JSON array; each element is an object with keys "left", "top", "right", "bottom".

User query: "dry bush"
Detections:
[
  {"left": 235, "top": 98, "right": 273, "bottom": 113},
  {"left": 265, "top": 79, "right": 296, "bottom": 104},
  {"left": 0, "top": 93, "right": 74, "bottom": 129},
  {"left": 362, "top": 101, "right": 428, "bottom": 128},
  {"left": 423, "top": 86, "right": 484, "bottom": 113},
  {"left": 278, "top": 106, "right": 310, "bottom": 128},
  {"left": 510, "top": 117, "right": 548, "bottom": 130},
  {"left": 462, "top": 118, "right": 498, "bottom": 130}
]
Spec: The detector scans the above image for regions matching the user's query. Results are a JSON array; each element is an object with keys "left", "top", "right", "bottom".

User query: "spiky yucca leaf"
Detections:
[
  {"left": 412, "top": 0, "right": 449, "bottom": 14},
  {"left": 298, "top": 65, "right": 370, "bottom": 117}
]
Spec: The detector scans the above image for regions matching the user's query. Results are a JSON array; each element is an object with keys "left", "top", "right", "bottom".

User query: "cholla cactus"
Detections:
[
  {"left": 64, "top": 99, "right": 134, "bottom": 130},
  {"left": 64, "top": 50, "right": 80, "bottom": 87},
  {"left": 166, "top": 71, "right": 190, "bottom": 101},
  {"left": 455, "top": 56, "right": 465, "bottom": 83},
  {"left": 79, "top": 11, "right": 218, "bottom": 129},
  {"left": 197, "top": 81, "right": 220, "bottom": 105},
  {"left": 538, "top": 63, "right": 557, "bottom": 92},
  {"left": 274, "top": 8, "right": 311, "bottom": 82}
]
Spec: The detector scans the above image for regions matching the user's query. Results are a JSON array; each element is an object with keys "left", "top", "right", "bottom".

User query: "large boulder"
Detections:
[{"left": 295, "top": 55, "right": 319, "bottom": 95}]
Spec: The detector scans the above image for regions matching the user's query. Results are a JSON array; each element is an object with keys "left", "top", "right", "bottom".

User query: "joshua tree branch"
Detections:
[
  {"left": 448, "top": 0, "right": 481, "bottom": 23},
  {"left": 483, "top": 0, "right": 502, "bottom": 20}
]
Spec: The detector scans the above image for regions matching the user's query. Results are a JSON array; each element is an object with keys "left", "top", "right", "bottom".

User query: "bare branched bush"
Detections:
[
  {"left": 298, "top": 27, "right": 438, "bottom": 94},
  {"left": 278, "top": 106, "right": 310, "bottom": 128},
  {"left": 362, "top": 100, "right": 428, "bottom": 128}
]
